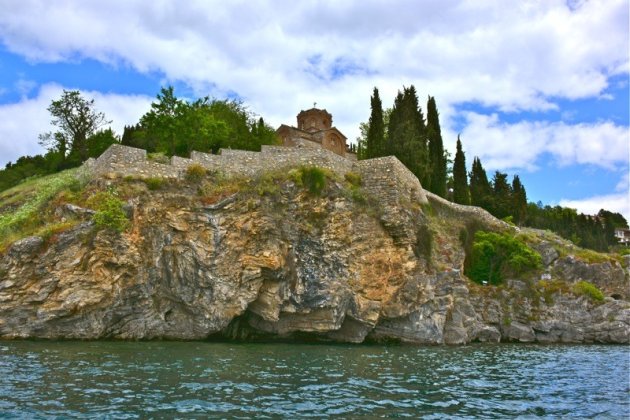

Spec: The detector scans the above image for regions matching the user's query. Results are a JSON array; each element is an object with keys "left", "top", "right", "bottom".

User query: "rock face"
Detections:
[{"left": 0, "top": 172, "right": 628, "bottom": 344}]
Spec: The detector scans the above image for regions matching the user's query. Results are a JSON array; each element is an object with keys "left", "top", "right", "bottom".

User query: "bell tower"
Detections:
[{"left": 297, "top": 107, "right": 332, "bottom": 132}]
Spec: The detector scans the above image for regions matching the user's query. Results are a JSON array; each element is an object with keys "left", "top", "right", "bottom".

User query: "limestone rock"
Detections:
[{"left": 0, "top": 170, "right": 628, "bottom": 345}]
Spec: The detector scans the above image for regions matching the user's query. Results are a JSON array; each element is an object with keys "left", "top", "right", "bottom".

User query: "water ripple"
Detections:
[{"left": 0, "top": 342, "right": 628, "bottom": 417}]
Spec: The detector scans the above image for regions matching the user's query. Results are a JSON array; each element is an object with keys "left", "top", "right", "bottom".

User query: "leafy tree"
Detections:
[
  {"left": 452, "top": 136, "right": 470, "bottom": 205},
  {"left": 139, "top": 86, "right": 185, "bottom": 155},
  {"left": 366, "top": 87, "right": 385, "bottom": 159},
  {"left": 39, "top": 90, "right": 111, "bottom": 161},
  {"left": 130, "top": 87, "right": 278, "bottom": 157},
  {"left": 465, "top": 231, "right": 542, "bottom": 285},
  {"left": 426, "top": 96, "right": 447, "bottom": 197}
]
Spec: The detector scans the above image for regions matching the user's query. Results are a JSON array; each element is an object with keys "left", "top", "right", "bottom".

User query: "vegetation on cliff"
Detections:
[
  {"left": 0, "top": 157, "right": 627, "bottom": 343},
  {"left": 1, "top": 85, "right": 627, "bottom": 255},
  {"left": 465, "top": 231, "right": 542, "bottom": 285},
  {"left": 0, "top": 87, "right": 278, "bottom": 193},
  {"left": 356, "top": 85, "right": 628, "bottom": 252}
]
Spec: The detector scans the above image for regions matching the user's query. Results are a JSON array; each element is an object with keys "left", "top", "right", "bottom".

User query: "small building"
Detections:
[
  {"left": 276, "top": 107, "right": 354, "bottom": 159},
  {"left": 614, "top": 228, "right": 630, "bottom": 246}
]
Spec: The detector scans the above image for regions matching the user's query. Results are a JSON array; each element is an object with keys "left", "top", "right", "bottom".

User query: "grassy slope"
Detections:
[{"left": 0, "top": 169, "right": 81, "bottom": 251}]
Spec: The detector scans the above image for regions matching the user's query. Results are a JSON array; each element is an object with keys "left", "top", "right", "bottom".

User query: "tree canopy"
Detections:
[
  {"left": 122, "top": 87, "right": 278, "bottom": 157},
  {"left": 38, "top": 90, "right": 112, "bottom": 162}
]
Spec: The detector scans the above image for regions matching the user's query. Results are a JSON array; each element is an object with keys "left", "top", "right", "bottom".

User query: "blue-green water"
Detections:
[{"left": 0, "top": 342, "right": 628, "bottom": 418}]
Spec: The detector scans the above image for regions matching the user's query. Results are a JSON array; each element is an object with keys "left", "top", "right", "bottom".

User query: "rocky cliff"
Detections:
[{"left": 0, "top": 164, "right": 628, "bottom": 344}]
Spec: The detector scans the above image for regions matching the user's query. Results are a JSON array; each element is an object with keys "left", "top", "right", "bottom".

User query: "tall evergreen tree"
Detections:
[
  {"left": 452, "top": 136, "right": 470, "bottom": 205},
  {"left": 426, "top": 96, "right": 447, "bottom": 197},
  {"left": 511, "top": 175, "right": 528, "bottom": 225},
  {"left": 490, "top": 171, "right": 512, "bottom": 219},
  {"left": 387, "top": 86, "right": 428, "bottom": 185},
  {"left": 469, "top": 157, "right": 492, "bottom": 209},
  {"left": 366, "top": 87, "right": 385, "bottom": 159}
]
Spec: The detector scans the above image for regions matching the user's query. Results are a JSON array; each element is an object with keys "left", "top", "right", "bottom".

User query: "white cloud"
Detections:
[
  {"left": 458, "top": 113, "right": 629, "bottom": 172},
  {"left": 560, "top": 193, "right": 629, "bottom": 220},
  {"left": 0, "top": 0, "right": 627, "bottom": 146},
  {"left": 559, "top": 171, "right": 629, "bottom": 219},
  {"left": 0, "top": 0, "right": 627, "bottom": 217},
  {"left": 0, "top": 84, "right": 152, "bottom": 165}
]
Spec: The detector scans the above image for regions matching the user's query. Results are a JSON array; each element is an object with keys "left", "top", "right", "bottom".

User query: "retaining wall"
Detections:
[{"left": 89, "top": 144, "right": 431, "bottom": 210}]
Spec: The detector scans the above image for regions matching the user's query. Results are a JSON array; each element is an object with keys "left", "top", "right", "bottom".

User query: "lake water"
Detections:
[{"left": 0, "top": 341, "right": 628, "bottom": 418}]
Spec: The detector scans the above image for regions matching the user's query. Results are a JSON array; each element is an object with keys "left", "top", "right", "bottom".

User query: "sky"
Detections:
[{"left": 0, "top": 0, "right": 628, "bottom": 219}]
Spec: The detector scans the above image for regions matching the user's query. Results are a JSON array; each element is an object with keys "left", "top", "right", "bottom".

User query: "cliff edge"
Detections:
[{"left": 0, "top": 145, "right": 628, "bottom": 343}]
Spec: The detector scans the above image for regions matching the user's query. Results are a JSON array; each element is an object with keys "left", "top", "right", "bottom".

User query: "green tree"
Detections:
[
  {"left": 511, "top": 175, "right": 527, "bottom": 225},
  {"left": 469, "top": 157, "right": 492, "bottom": 209},
  {"left": 465, "top": 231, "right": 542, "bottom": 285},
  {"left": 452, "top": 136, "right": 470, "bottom": 205},
  {"left": 134, "top": 87, "right": 278, "bottom": 158},
  {"left": 387, "top": 86, "right": 429, "bottom": 185},
  {"left": 426, "top": 96, "right": 447, "bottom": 197},
  {"left": 39, "top": 90, "right": 111, "bottom": 162},
  {"left": 490, "top": 171, "right": 512, "bottom": 219},
  {"left": 139, "top": 86, "right": 185, "bottom": 155},
  {"left": 366, "top": 87, "right": 385, "bottom": 159}
]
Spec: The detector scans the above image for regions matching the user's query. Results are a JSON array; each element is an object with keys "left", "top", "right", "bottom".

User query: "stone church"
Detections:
[{"left": 276, "top": 107, "right": 355, "bottom": 159}]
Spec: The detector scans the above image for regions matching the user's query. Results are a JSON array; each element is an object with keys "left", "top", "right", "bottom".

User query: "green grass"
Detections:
[
  {"left": 0, "top": 169, "right": 81, "bottom": 246},
  {"left": 573, "top": 280, "right": 605, "bottom": 302},
  {"left": 185, "top": 164, "right": 207, "bottom": 183},
  {"left": 143, "top": 177, "right": 166, "bottom": 190}
]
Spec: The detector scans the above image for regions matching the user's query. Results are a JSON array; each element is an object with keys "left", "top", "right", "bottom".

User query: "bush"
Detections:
[
  {"left": 87, "top": 190, "right": 129, "bottom": 232},
  {"left": 144, "top": 177, "right": 165, "bottom": 190},
  {"left": 344, "top": 171, "right": 362, "bottom": 187},
  {"left": 465, "top": 231, "right": 542, "bottom": 285},
  {"left": 574, "top": 281, "right": 604, "bottom": 302},
  {"left": 185, "top": 164, "right": 207, "bottom": 183},
  {"left": 147, "top": 152, "right": 170, "bottom": 164},
  {"left": 300, "top": 167, "right": 327, "bottom": 195}
]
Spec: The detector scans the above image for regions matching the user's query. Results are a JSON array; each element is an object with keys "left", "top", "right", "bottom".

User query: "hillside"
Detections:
[{"left": 0, "top": 146, "right": 628, "bottom": 343}]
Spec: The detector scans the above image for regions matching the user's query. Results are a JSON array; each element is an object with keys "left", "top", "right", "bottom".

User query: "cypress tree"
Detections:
[
  {"left": 491, "top": 171, "right": 512, "bottom": 219},
  {"left": 452, "top": 136, "right": 470, "bottom": 205},
  {"left": 469, "top": 157, "right": 492, "bottom": 209},
  {"left": 427, "top": 96, "right": 447, "bottom": 197},
  {"left": 511, "top": 175, "right": 528, "bottom": 225},
  {"left": 366, "top": 87, "right": 385, "bottom": 159},
  {"left": 387, "top": 86, "right": 428, "bottom": 184}
]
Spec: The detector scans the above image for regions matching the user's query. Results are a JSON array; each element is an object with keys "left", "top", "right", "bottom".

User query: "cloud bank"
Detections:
[{"left": 0, "top": 0, "right": 627, "bottom": 216}]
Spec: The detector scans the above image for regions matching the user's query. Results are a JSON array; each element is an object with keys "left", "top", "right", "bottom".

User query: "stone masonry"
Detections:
[{"left": 87, "top": 142, "right": 430, "bottom": 210}]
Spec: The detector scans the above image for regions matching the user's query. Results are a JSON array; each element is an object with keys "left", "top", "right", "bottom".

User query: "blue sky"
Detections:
[{"left": 0, "top": 0, "right": 628, "bottom": 218}]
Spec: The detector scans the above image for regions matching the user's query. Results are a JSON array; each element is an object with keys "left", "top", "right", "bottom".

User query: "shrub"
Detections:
[
  {"left": 350, "top": 187, "right": 366, "bottom": 204},
  {"left": 300, "top": 167, "right": 327, "bottom": 195},
  {"left": 144, "top": 177, "right": 165, "bottom": 190},
  {"left": 147, "top": 152, "right": 170, "bottom": 164},
  {"left": 344, "top": 172, "right": 362, "bottom": 187},
  {"left": 574, "top": 281, "right": 604, "bottom": 302},
  {"left": 87, "top": 190, "right": 129, "bottom": 232},
  {"left": 465, "top": 231, "right": 542, "bottom": 285},
  {"left": 255, "top": 172, "right": 280, "bottom": 196},
  {"left": 185, "top": 164, "right": 207, "bottom": 183},
  {"left": 536, "top": 279, "right": 570, "bottom": 305}
]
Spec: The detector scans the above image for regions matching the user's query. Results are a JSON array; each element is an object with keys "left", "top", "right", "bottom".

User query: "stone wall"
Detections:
[
  {"left": 355, "top": 156, "right": 428, "bottom": 206},
  {"left": 424, "top": 190, "right": 509, "bottom": 231},
  {"left": 89, "top": 144, "right": 436, "bottom": 212}
]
